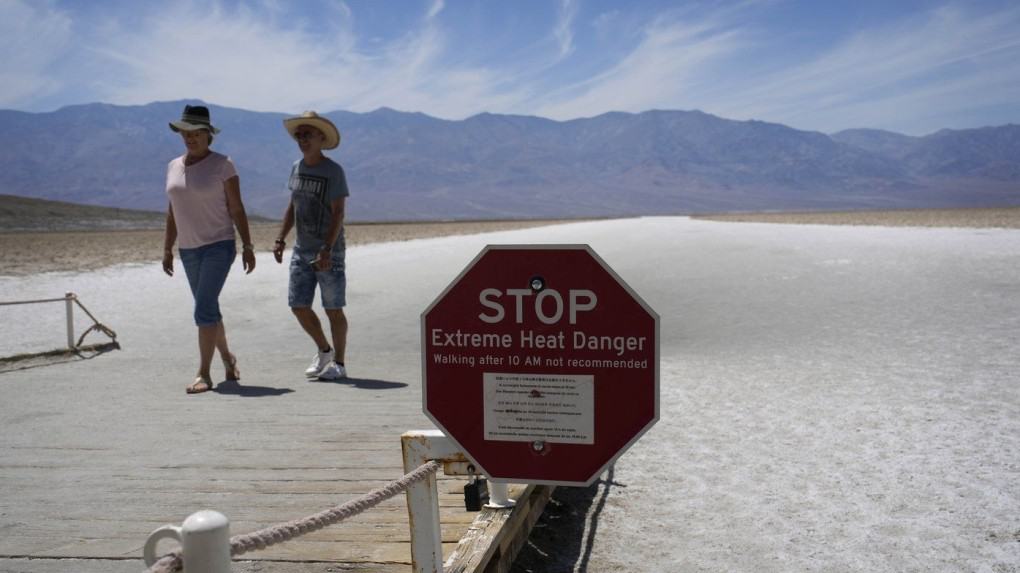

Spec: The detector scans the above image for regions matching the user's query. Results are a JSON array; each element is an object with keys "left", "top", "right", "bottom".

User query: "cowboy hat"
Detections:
[
  {"left": 169, "top": 105, "right": 220, "bottom": 133},
  {"left": 283, "top": 111, "right": 341, "bottom": 150}
]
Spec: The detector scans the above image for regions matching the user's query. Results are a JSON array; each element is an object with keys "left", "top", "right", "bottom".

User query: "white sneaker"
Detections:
[
  {"left": 305, "top": 349, "right": 334, "bottom": 378},
  {"left": 317, "top": 361, "right": 347, "bottom": 380}
]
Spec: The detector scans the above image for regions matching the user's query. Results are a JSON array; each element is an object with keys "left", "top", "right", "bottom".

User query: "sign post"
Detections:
[{"left": 422, "top": 245, "right": 659, "bottom": 486}]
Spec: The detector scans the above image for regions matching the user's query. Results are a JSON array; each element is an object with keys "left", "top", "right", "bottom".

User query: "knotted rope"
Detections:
[
  {"left": 145, "top": 460, "right": 441, "bottom": 573},
  {"left": 71, "top": 295, "right": 118, "bottom": 347}
]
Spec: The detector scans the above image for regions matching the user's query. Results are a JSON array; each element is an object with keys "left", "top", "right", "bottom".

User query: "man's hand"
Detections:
[
  {"left": 315, "top": 247, "right": 331, "bottom": 271},
  {"left": 273, "top": 240, "right": 286, "bottom": 264}
]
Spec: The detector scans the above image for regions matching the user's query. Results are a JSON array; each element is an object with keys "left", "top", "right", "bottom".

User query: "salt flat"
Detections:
[{"left": 1, "top": 217, "right": 1018, "bottom": 572}]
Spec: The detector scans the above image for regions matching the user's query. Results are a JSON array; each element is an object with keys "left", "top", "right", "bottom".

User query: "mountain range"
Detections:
[{"left": 0, "top": 100, "right": 1017, "bottom": 221}]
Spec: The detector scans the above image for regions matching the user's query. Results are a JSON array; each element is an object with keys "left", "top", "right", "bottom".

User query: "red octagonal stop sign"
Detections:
[{"left": 421, "top": 244, "right": 659, "bottom": 485}]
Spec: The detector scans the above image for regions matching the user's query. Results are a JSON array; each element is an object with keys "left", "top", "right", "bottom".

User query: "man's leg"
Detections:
[
  {"left": 290, "top": 251, "right": 331, "bottom": 352},
  {"left": 292, "top": 307, "right": 331, "bottom": 351},
  {"left": 318, "top": 252, "right": 348, "bottom": 367},
  {"left": 324, "top": 308, "right": 348, "bottom": 365}
]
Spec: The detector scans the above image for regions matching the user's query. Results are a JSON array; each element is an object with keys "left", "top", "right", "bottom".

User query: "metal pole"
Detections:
[
  {"left": 65, "top": 292, "right": 75, "bottom": 349},
  {"left": 486, "top": 481, "right": 515, "bottom": 508}
]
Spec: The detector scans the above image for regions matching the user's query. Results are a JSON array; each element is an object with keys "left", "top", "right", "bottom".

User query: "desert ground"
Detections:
[
  {"left": 0, "top": 220, "right": 576, "bottom": 276},
  {"left": 694, "top": 206, "right": 1020, "bottom": 228},
  {"left": 2, "top": 207, "right": 1018, "bottom": 277},
  {"left": 1, "top": 213, "right": 1017, "bottom": 573}
]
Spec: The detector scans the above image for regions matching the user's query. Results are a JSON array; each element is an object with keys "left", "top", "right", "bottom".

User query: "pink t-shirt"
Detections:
[{"left": 166, "top": 152, "right": 238, "bottom": 249}]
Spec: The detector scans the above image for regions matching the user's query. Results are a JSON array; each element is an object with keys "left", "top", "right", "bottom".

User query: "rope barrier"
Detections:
[
  {"left": 0, "top": 292, "right": 116, "bottom": 354},
  {"left": 145, "top": 460, "right": 442, "bottom": 573},
  {"left": 72, "top": 296, "right": 118, "bottom": 346},
  {"left": 0, "top": 296, "right": 71, "bottom": 306}
]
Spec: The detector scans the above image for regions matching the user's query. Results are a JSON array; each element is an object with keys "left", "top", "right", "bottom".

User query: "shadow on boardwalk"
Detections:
[
  {"left": 212, "top": 379, "right": 294, "bottom": 397},
  {"left": 309, "top": 377, "right": 409, "bottom": 390},
  {"left": 0, "top": 342, "right": 120, "bottom": 374},
  {"left": 512, "top": 467, "right": 623, "bottom": 573},
  {"left": 208, "top": 377, "right": 409, "bottom": 396}
]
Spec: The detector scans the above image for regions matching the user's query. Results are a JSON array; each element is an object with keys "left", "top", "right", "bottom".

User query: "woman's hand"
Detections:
[
  {"left": 162, "top": 250, "right": 174, "bottom": 276},
  {"left": 242, "top": 247, "right": 256, "bottom": 274}
]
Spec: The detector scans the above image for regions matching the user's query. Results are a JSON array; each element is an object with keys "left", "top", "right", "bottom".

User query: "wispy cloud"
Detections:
[
  {"left": 0, "top": 0, "right": 73, "bottom": 107},
  {"left": 425, "top": 0, "right": 444, "bottom": 20},
  {"left": 706, "top": 4, "right": 1020, "bottom": 133},
  {"left": 87, "top": 1, "right": 365, "bottom": 113},
  {"left": 1, "top": 1, "right": 1016, "bottom": 133},
  {"left": 69, "top": 0, "right": 530, "bottom": 117},
  {"left": 531, "top": 2, "right": 1020, "bottom": 133},
  {"left": 330, "top": 0, "right": 529, "bottom": 117},
  {"left": 535, "top": 8, "right": 749, "bottom": 119},
  {"left": 554, "top": 0, "right": 579, "bottom": 60}
]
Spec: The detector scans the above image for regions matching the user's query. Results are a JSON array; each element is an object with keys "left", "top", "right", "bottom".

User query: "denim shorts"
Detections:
[
  {"left": 289, "top": 248, "right": 347, "bottom": 309},
  {"left": 179, "top": 239, "right": 236, "bottom": 326}
]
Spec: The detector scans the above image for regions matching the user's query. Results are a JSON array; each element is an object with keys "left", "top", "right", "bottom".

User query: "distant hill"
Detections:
[
  {"left": 0, "top": 194, "right": 167, "bottom": 232},
  {"left": 829, "top": 129, "right": 918, "bottom": 158},
  {"left": 0, "top": 194, "right": 272, "bottom": 232},
  {"left": 831, "top": 126, "right": 1020, "bottom": 179},
  {"left": 0, "top": 101, "right": 1017, "bottom": 220}
]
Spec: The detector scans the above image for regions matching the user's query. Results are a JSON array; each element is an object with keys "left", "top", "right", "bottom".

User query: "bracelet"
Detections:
[
  {"left": 242, "top": 243, "right": 254, "bottom": 251},
  {"left": 274, "top": 239, "right": 286, "bottom": 246}
]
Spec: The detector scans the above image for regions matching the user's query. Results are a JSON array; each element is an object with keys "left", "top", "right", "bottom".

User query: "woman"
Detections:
[{"left": 162, "top": 105, "right": 256, "bottom": 394}]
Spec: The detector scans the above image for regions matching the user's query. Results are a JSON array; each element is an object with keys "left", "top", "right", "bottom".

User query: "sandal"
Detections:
[
  {"left": 186, "top": 376, "right": 213, "bottom": 394},
  {"left": 223, "top": 353, "right": 240, "bottom": 382}
]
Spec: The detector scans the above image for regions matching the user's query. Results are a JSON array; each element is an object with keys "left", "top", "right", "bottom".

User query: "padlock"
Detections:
[{"left": 463, "top": 474, "right": 489, "bottom": 511}]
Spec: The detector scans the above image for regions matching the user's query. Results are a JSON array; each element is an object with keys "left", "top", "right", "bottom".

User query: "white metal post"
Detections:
[
  {"left": 486, "top": 481, "right": 515, "bottom": 509},
  {"left": 64, "top": 292, "right": 74, "bottom": 349},
  {"left": 401, "top": 430, "right": 467, "bottom": 573},
  {"left": 144, "top": 510, "right": 232, "bottom": 573}
]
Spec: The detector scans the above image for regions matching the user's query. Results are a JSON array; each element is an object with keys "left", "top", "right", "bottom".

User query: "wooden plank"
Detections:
[
  {"left": 22, "top": 539, "right": 448, "bottom": 563},
  {"left": 444, "top": 484, "right": 555, "bottom": 573}
]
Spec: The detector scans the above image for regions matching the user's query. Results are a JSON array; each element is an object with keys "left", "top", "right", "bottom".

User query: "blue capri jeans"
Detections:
[{"left": 178, "top": 239, "right": 236, "bottom": 327}]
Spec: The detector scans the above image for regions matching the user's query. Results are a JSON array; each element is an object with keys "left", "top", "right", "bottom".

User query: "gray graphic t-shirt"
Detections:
[{"left": 288, "top": 157, "right": 349, "bottom": 252}]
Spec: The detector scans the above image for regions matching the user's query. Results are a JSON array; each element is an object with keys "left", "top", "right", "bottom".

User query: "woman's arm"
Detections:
[
  {"left": 224, "top": 175, "right": 256, "bottom": 274},
  {"left": 162, "top": 203, "right": 177, "bottom": 276}
]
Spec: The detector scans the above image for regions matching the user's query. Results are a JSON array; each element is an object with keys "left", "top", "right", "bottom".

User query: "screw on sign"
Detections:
[{"left": 421, "top": 244, "right": 659, "bottom": 486}]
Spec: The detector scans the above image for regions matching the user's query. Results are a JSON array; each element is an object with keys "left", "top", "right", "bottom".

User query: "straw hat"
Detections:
[
  {"left": 283, "top": 111, "right": 340, "bottom": 150},
  {"left": 169, "top": 105, "right": 220, "bottom": 133}
]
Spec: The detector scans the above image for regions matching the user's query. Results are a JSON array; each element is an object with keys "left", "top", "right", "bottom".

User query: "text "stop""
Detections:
[{"left": 478, "top": 288, "right": 597, "bottom": 325}]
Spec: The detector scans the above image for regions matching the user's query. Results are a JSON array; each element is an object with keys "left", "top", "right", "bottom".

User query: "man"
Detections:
[{"left": 273, "top": 111, "right": 349, "bottom": 380}]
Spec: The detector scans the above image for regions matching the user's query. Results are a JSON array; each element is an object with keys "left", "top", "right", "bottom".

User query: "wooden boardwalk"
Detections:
[
  {"left": 0, "top": 240, "right": 551, "bottom": 572},
  {"left": 0, "top": 360, "right": 488, "bottom": 572},
  {"left": 0, "top": 223, "right": 633, "bottom": 573}
]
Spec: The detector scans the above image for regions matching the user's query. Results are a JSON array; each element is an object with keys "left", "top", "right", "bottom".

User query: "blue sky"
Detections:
[{"left": 2, "top": 0, "right": 1018, "bottom": 135}]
